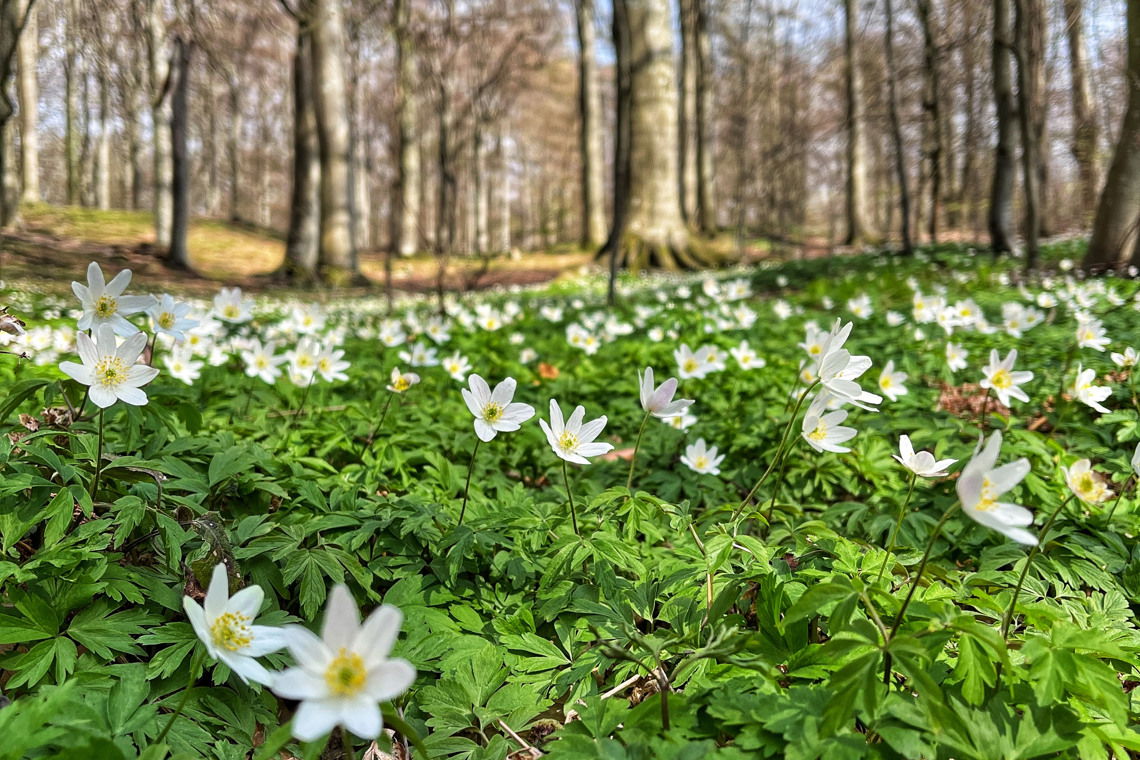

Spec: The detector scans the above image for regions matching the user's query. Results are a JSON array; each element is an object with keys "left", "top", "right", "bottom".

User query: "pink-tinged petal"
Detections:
[
  {"left": 218, "top": 651, "right": 275, "bottom": 686},
  {"left": 321, "top": 585, "right": 361, "bottom": 652},
  {"left": 461, "top": 389, "right": 483, "bottom": 418},
  {"left": 474, "top": 419, "right": 496, "bottom": 442},
  {"left": 205, "top": 563, "right": 230, "bottom": 622},
  {"left": 340, "top": 696, "right": 383, "bottom": 739},
  {"left": 490, "top": 376, "right": 516, "bottom": 406},
  {"left": 227, "top": 584, "right": 265, "bottom": 620},
  {"left": 364, "top": 658, "right": 416, "bottom": 702},
  {"left": 354, "top": 605, "right": 402, "bottom": 667},
  {"left": 638, "top": 368, "right": 651, "bottom": 408},
  {"left": 290, "top": 697, "right": 344, "bottom": 742},
  {"left": 87, "top": 261, "right": 106, "bottom": 292},
  {"left": 126, "top": 365, "right": 160, "bottom": 387},
  {"left": 88, "top": 385, "right": 119, "bottom": 408},
  {"left": 283, "top": 625, "right": 331, "bottom": 672},
  {"left": 650, "top": 377, "right": 677, "bottom": 411},
  {"left": 244, "top": 625, "right": 289, "bottom": 656},
  {"left": 75, "top": 331, "right": 98, "bottom": 367},
  {"left": 103, "top": 268, "right": 131, "bottom": 297},
  {"left": 115, "top": 386, "right": 149, "bottom": 406},
  {"left": 59, "top": 361, "right": 94, "bottom": 386}
]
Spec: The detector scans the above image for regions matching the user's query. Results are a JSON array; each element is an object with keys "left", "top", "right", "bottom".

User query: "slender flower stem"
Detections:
[
  {"left": 458, "top": 438, "right": 482, "bottom": 526},
  {"left": 90, "top": 408, "right": 105, "bottom": 501},
  {"left": 277, "top": 375, "right": 315, "bottom": 453},
  {"left": 154, "top": 648, "right": 203, "bottom": 745},
  {"left": 1104, "top": 475, "right": 1133, "bottom": 523},
  {"left": 763, "top": 436, "right": 802, "bottom": 526},
  {"left": 977, "top": 388, "right": 992, "bottom": 432},
  {"left": 876, "top": 472, "right": 918, "bottom": 583},
  {"left": 884, "top": 503, "right": 958, "bottom": 685},
  {"left": 626, "top": 412, "right": 651, "bottom": 491},
  {"left": 733, "top": 379, "right": 820, "bottom": 521},
  {"left": 361, "top": 393, "right": 395, "bottom": 458},
  {"left": 1000, "top": 494, "right": 1074, "bottom": 641},
  {"left": 562, "top": 459, "right": 579, "bottom": 536}
]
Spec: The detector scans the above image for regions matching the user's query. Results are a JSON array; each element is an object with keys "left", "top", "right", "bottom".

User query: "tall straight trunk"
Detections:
[
  {"left": 884, "top": 0, "right": 912, "bottom": 254},
  {"left": 1063, "top": 0, "right": 1098, "bottom": 224},
  {"left": 392, "top": 0, "right": 419, "bottom": 259},
  {"left": 843, "top": 0, "right": 870, "bottom": 244},
  {"left": 205, "top": 76, "right": 220, "bottom": 215},
  {"left": 15, "top": 0, "right": 36, "bottom": 203},
  {"left": 283, "top": 22, "right": 320, "bottom": 282},
  {"left": 916, "top": 0, "right": 942, "bottom": 243},
  {"left": 124, "top": 13, "right": 144, "bottom": 211},
  {"left": 0, "top": 0, "right": 27, "bottom": 226},
  {"left": 168, "top": 36, "right": 191, "bottom": 268},
  {"left": 95, "top": 66, "right": 110, "bottom": 210},
  {"left": 495, "top": 129, "right": 510, "bottom": 253},
  {"left": 227, "top": 80, "right": 241, "bottom": 221},
  {"left": 574, "top": 0, "right": 606, "bottom": 247},
  {"left": 989, "top": 0, "right": 1016, "bottom": 253},
  {"left": 1014, "top": 0, "right": 1043, "bottom": 268},
  {"left": 148, "top": 0, "right": 172, "bottom": 248},
  {"left": 960, "top": 13, "right": 981, "bottom": 234},
  {"left": 64, "top": 0, "right": 79, "bottom": 205},
  {"left": 679, "top": 0, "right": 698, "bottom": 224},
  {"left": 1087, "top": 0, "right": 1140, "bottom": 268},
  {"left": 310, "top": 0, "right": 358, "bottom": 282},
  {"left": 473, "top": 127, "right": 487, "bottom": 253},
  {"left": 695, "top": 0, "right": 715, "bottom": 233}
]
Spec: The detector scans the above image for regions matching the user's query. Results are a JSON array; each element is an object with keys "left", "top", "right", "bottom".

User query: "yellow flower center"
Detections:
[
  {"left": 482, "top": 402, "right": 503, "bottom": 422},
  {"left": 694, "top": 455, "right": 709, "bottom": 469},
  {"left": 210, "top": 612, "right": 253, "bottom": 652},
  {"left": 94, "top": 356, "right": 128, "bottom": 388},
  {"left": 808, "top": 422, "right": 828, "bottom": 442},
  {"left": 296, "top": 355, "right": 314, "bottom": 369},
  {"left": 94, "top": 295, "right": 117, "bottom": 318},
  {"left": 158, "top": 312, "right": 176, "bottom": 329},
  {"left": 990, "top": 368, "right": 1013, "bottom": 389},
  {"left": 808, "top": 343, "right": 822, "bottom": 356},
  {"left": 223, "top": 305, "right": 241, "bottom": 319},
  {"left": 558, "top": 431, "right": 578, "bottom": 452},
  {"left": 324, "top": 649, "right": 367, "bottom": 697},
  {"left": 975, "top": 477, "right": 998, "bottom": 511},
  {"left": 393, "top": 376, "right": 410, "bottom": 392},
  {"left": 880, "top": 376, "right": 893, "bottom": 389},
  {"left": 318, "top": 358, "right": 332, "bottom": 373},
  {"left": 683, "top": 358, "right": 699, "bottom": 373}
]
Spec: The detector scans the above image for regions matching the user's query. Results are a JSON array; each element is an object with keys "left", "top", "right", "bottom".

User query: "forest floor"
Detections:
[{"left": 0, "top": 204, "right": 808, "bottom": 295}]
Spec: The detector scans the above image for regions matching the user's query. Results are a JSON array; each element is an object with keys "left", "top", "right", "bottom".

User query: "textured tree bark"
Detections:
[
  {"left": 282, "top": 21, "right": 320, "bottom": 284},
  {"left": 916, "top": 0, "right": 942, "bottom": 243},
  {"left": 960, "top": 8, "right": 981, "bottom": 235},
  {"left": 0, "top": 0, "right": 29, "bottom": 226},
  {"left": 1087, "top": 0, "right": 1140, "bottom": 268},
  {"left": 694, "top": 0, "right": 715, "bottom": 233},
  {"left": 227, "top": 80, "right": 241, "bottom": 222},
  {"left": 574, "top": 0, "right": 606, "bottom": 248},
  {"left": 1064, "top": 0, "right": 1098, "bottom": 225},
  {"left": 679, "top": 0, "right": 698, "bottom": 224},
  {"left": 989, "top": 0, "right": 1016, "bottom": 253},
  {"left": 392, "top": 0, "right": 419, "bottom": 259},
  {"left": 15, "top": 0, "right": 35, "bottom": 203},
  {"left": 64, "top": 0, "right": 80, "bottom": 206},
  {"left": 168, "top": 36, "right": 191, "bottom": 269},
  {"left": 842, "top": 0, "right": 871, "bottom": 244},
  {"left": 148, "top": 0, "right": 172, "bottom": 248},
  {"left": 605, "top": 0, "right": 720, "bottom": 271},
  {"left": 494, "top": 129, "right": 510, "bottom": 254},
  {"left": 95, "top": 65, "right": 110, "bottom": 210},
  {"left": 884, "top": 0, "right": 912, "bottom": 254},
  {"left": 310, "top": 0, "right": 359, "bottom": 283},
  {"left": 1014, "top": 0, "right": 1042, "bottom": 268}
]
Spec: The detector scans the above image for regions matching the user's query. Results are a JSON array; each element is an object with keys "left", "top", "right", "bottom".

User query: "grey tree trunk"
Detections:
[
  {"left": 989, "top": 0, "right": 1016, "bottom": 253},
  {"left": 0, "top": 0, "right": 31, "bottom": 226},
  {"left": 1088, "top": 0, "right": 1140, "bottom": 268},
  {"left": 64, "top": 0, "right": 79, "bottom": 205},
  {"left": 282, "top": 22, "right": 320, "bottom": 283},
  {"left": 1015, "top": 0, "right": 1043, "bottom": 268},
  {"left": 960, "top": 11, "right": 981, "bottom": 234},
  {"left": 392, "top": 0, "right": 419, "bottom": 259},
  {"left": 95, "top": 65, "right": 110, "bottom": 210},
  {"left": 916, "top": 0, "right": 942, "bottom": 243},
  {"left": 495, "top": 129, "right": 510, "bottom": 253},
  {"left": 885, "top": 0, "right": 912, "bottom": 254},
  {"left": 148, "top": 0, "right": 173, "bottom": 248},
  {"left": 694, "top": 0, "right": 715, "bottom": 233},
  {"left": 842, "top": 0, "right": 870, "bottom": 244},
  {"left": 473, "top": 128, "right": 487, "bottom": 253},
  {"left": 574, "top": 0, "right": 606, "bottom": 247},
  {"left": 310, "top": 0, "right": 359, "bottom": 283},
  {"left": 1064, "top": 0, "right": 1098, "bottom": 224},
  {"left": 227, "top": 79, "right": 241, "bottom": 221},
  {"left": 168, "top": 36, "right": 191, "bottom": 269},
  {"left": 15, "top": 0, "right": 35, "bottom": 203},
  {"left": 679, "top": 0, "right": 698, "bottom": 224}
]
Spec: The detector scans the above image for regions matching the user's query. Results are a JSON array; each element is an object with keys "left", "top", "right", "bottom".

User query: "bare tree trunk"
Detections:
[
  {"left": 0, "top": 0, "right": 29, "bottom": 226},
  {"left": 1064, "top": 0, "right": 1098, "bottom": 225},
  {"left": 205, "top": 75, "right": 220, "bottom": 215},
  {"left": 15, "top": 0, "right": 35, "bottom": 204},
  {"left": 1087, "top": 0, "right": 1140, "bottom": 268},
  {"left": 148, "top": 0, "right": 172, "bottom": 248},
  {"left": 474, "top": 127, "right": 487, "bottom": 253},
  {"left": 960, "top": 11, "right": 981, "bottom": 234},
  {"left": 282, "top": 21, "right": 320, "bottom": 283},
  {"left": 574, "top": 0, "right": 606, "bottom": 248},
  {"left": 679, "top": 0, "right": 698, "bottom": 224},
  {"left": 227, "top": 79, "right": 241, "bottom": 221},
  {"left": 606, "top": 0, "right": 718, "bottom": 271},
  {"left": 1015, "top": 0, "right": 1042, "bottom": 268},
  {"left": 916, "top": 0, "right": 942, "bottom": 243},
  {"left": 694, "top": 0, "right": 715, "bottom": 233},
  {"left": 989, "top": 0, "right": 1016, "bottom": 253},
  {"left": 843, "top": 0, "right": 871, "bottom": 244},
  {"left": 310, "top": 0, "right": 359, "bottom": 282},
  {"left": 124, "top": 11, "right": 144, "bottom": 211},
  {"left": 392, "top": 0, "right": 419, "bottom": 260},
  {"left": 495, "top": 128, "right": 510, "bottom": 253},
  {"left": 168, "top": 36, "right": 191, "bottom": 268},
  {"left": 64, "top": 0, "right": 80, "bottom": 205},
  {"left": 885, "top": 0, "right": 912, "bottom": 254},
  {"left": 95, "top": 65, "right": 110, "bottom": 210}
]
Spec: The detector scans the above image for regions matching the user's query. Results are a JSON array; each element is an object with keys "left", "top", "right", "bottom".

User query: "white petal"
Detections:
[
  {"left": 321, "top": 585, "right": 361, "bottom": 652},
  {"left": 354, "top": 605, "right": 402, "bottom": 667},
  {"left": 490, "top": 376, "right": 516, "bottom": 406},
  {"left": 205, "top": 563, "right": 230, "bottom": 622},
  {"left": 473, "top": 419, "right": 496, "bottom": 442},
  {"left": 59, "top": 361, "right": 94, "bottom": 386},
  {"left": 228, "top": 584, "right": 265, "bottom": 620},
  {"left": 340, "top": 696, "right": 383, "bottom": 740},
  {"left": 104, "top": 268, "right": 131, "bottom": 297},
  {"left": 115, "top": 386, "right": 149, "bottom": 406},
  {"left": 291, "top": 698, "right": 344, "bottom": 742},
  {"left": 89, "top": 385, "right": 119, "bottom": 408},
  {"left": 272, "top": 665, "right": 329, "bottom": 701},
  {"left": 218, "top": 651, "right": 275, "bottom": 686},
  {"left": 365, "top": 658, "right": 416, "bottom": 702},
  {"left": 244, "top": 625, "right": 290, "bottom": 656}
]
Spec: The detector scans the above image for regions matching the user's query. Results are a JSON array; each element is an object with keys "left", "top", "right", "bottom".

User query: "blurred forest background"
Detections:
[{"left": 0, "top": 0, "right": 1136, "bottom": 291}]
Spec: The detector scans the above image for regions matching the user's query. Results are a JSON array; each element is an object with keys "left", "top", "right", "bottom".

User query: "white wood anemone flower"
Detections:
[
  {"left": 59, "top": 324, "right": 160, "bottom": 408},
  {"left": 182, "top": 563, "right": 287, "bottom": 686},
  {"left": 271, "top": 585, "right": 416, "bottom": 742},
  {"left": 893, "top": 435, "right": 957, "bottom": 478},
  {"left": 638, "top": 367, "right": 693, "bottom": 418},
  {"left": 1063, "top": 459, "right": 1112, "bottom": 505},
  {"left": 72, "top": 261, "right": 155, "bottom": 337},
  {"left": 680, "top": 438, "right": 725, "bottom": 475},
  {"left": 462, "top": 374, "right": 535, "bottom": 442},
  {"left": 539, "top": 399, "right": 613, "bottom": 465},
  {"left": 979, "top": 348, "right": 1033, "bottom": 407},
  {"left": 956, "top": 431, "right": 1037, "bottom": 546},
  {"left": 801, "top": 391, "right": 858, "bottom": 453}
]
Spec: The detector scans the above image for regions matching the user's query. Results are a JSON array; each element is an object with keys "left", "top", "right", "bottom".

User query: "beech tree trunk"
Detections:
[
  {"left": 885, "top": 0, "right": 912, "bottom": 254},
  {"left": 15, "top": 0, "right": 35, "bottom": 203},
  {"left": 679, "top": 0, "right": 698, "bottom": 224},
  {"left": 148, "top": 0, "right": 173, "bottom": 248},
  {"left": 95, "top": 64, "right": 110, "bottom": 210},
  {"left": 1015, "top": 0, "right": 1043, "bottom": 268},
  {"left": 694, "top": 0, "right": 715, "bottom": 233},
  {"left": 574, "top": 0, "right": 606, "bottom": 248},
  {"left": 227, "top": 79, "right": 241, "bottom": 221},
  {"left": 989, "top": 0, "right": 1016, "bottom": 253},
  {"left": 916, "top": 0, "right": 942, "bottom": 243},
  {"left": 392, "top": 0, "right": 419, "bottom": 260},
  {"left": 0, "top": 0, "right": 33, "bottom": 226},
  {"left": 168, "top": 36, "right": 191, "bottom": 269},
  {"left": 1064, "top": 0, "right": 1098, "bottom": 224},
  {"left": 310, "top": 0, "right": 359, "bottom": 282},
  {"left": 64, "top": 0, "right": 80, "bottom": 205},
  {"left": 842, "top": 0, "right": 871, "bottom": 244},
  {"left": 495, "top": 129, "right": 510, "bottom": 253},
  {"left": 282, "top": 21, "right": 320, "bottom": 283},
  {"left": 1087, "top": 0, "right": 1140, "bottom": 268}
]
